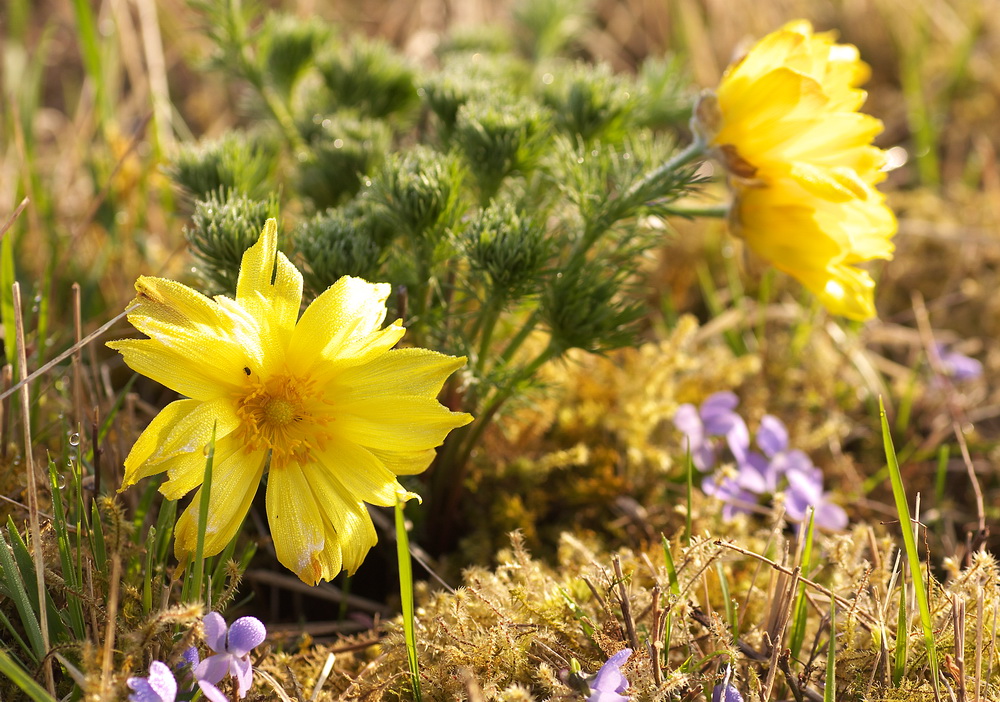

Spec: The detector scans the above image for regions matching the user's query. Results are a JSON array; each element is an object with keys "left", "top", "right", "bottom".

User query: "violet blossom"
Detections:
[
  {"left": 586, "top": 648, "right": 632, "bottom": 702},
  {"left": 195, "top": 612, "right": 267, "bottom": 699},
  {"left": 673, "top": 391, "right": 750, "bottom": 470},
  {"left": 935, "top": 343, "right": 982, "bottom": 381},
  {"left": 681, "top": 395, "right": 848, "bottom": 530},
  {"left": 127, "top": 650, "right": 228, "bottom": 702}
]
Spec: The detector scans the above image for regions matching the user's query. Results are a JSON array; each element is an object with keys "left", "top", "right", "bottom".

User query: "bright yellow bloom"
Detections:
[
  {"left": 696, "top": 20, "right": 896, "bottom": 319},
  {"left": 732, "top": 176, "right": 894, "bottom": 319},
  {"left": 109, "top": 219, "right": 471, "bottom": 584}
]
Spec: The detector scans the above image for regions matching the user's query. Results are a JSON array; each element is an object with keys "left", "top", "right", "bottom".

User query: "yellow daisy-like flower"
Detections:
[
  {"left": 696, "top": 20, "right": 897, "bottom": 319},
  {"left": 108, "top": 219, "right": 472, "bottom": 585}
]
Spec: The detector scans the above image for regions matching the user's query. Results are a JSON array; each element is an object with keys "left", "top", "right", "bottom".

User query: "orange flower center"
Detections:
[{"left": 234, "top": 373, "right": 332, "bottom": 468}]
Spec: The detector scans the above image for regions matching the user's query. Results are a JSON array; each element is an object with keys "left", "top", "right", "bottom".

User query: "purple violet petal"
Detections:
[
  {"left": 231, "top": 655, "right": 254, "bottom": 698},
  {"left": 776, "top": 449, "right": 814, "bottom": 475},
  {"left": 673, "top": 404, "right": 704, "bottom": 444},
  {"left": 723, "top": 416, "right": 751, "bottom": 465},
  {"left": 226, "top": 616, "right": 266, "bottom": 657},
  {"left": 815, "top": 501, "right": 849, "bottom": 530},
  {"left": 590, "top": 649, "right": 631, "bottom": 696},
  {"left": 202, "top": 612, "right": 228, "bottom": 654},
  {"left": 737, "top": 452, "right": 769, "bottom": 493},
  {"left": 195, "top": 654, "right": 230, "bottom": 687},
  {"left": 701, "top": 391, "right": 739, "bottom": 414},
  {"left": 588, "top": 691, "right": 630, "bottom": 702},
  {"left": 181, "top": 647, "right": 200, "bottom": 670},
  {"left": 937, "top": 344, "right": 983, "bottom": 381},
  {"left": 701, "top": 408, "right": 740, "bottom": 437},
  {"left": 694, "top": 443, "right": 716, "bottom": 472},
  {"left": 126, "top": 679, "right": 166, "bottom": 702},
  {"left": 127, "top": 661, "right": 177, "bottom": 702},
  {"left": 756, "top": 415, "right": 788, "bottom": 457},
  {"left": 712, "top": 683, "right": 745, "bottom": 702},
  {"left": 198, "top": 680, "right": 230, "bottom": 702},
  {"left": 786, "top": 467, "right": 824, "bottom": 503}
]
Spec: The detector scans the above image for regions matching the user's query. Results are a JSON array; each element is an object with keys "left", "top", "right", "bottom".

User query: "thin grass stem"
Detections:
[{"left": 395, "top": 497, "right": 422, "bottom": 702}]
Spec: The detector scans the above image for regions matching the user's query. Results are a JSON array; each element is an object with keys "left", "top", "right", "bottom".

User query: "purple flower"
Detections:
[
  {"left": 195, "top": 612, "right": 266, "bottom": 699},
  {"left": 705, "top": 413, "right": 848, "bottom": 530},
  {"left": 785, "top": 467, "right": 848, "bottom": 530},
  {"left": 587, "top": 648, "right": 631, "bottom": 702},
  {"left": 127, "top": 661, "right": 177, "bottom": 702},
  {"left": 936, "top": 343, "right": 982, "bottom": 381},
  {"left": 712, "top": 683, "right": 745, "bottom": 702},
  {"left": 701, "top": 475, "right": 759, "bottom": 521},
  {"left": 674, "top": 392, "right": 750, "bottom": 470}
]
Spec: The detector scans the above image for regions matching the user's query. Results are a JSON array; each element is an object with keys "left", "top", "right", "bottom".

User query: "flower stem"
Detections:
[
  {"left": 622, "top": 138, "right": 708, "bottom": 203},
  {"left": 658, "top": 203, "right": 729, "bottom": 219}
]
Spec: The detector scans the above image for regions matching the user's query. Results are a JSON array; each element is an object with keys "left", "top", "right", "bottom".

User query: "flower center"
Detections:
[{"left": 234, "top": 373, "right": 332, "bottom": 468}]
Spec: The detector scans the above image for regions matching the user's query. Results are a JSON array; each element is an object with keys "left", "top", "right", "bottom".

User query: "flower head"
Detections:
[
  {"left": 587, "top": 648, "right": 631, "bottom": 702},
  {"left": 696, "top": 20, "right": 896, "bottom": 319},
  {"left": 195, "top": 612, "right": 266, "bottom": 699},
  {"left": 109, "top": 219, "right": 472, "bottom": 584}
]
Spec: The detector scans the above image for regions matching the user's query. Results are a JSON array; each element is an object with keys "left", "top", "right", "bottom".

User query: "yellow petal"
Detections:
[
  {"left": 120, "top": 397, "right": 239, "bottom": 490},
  {"left": 367, "top": 446, "right": 439, "bottom": 476},
  {"left": 334, "top": 348, "right": 467, "bottom": 401},
  {"left": 336, "top": 395, "right": 473, "bottom": 454},
  {"left": 289, "top": 276, "right": 399, "bottom": 371},
  {"left": 159, "top": 435, "right": 244, "bottom": 500},
  {"left": 173, "top": 448, "right": 265, "bottom": 560},
  {"left": 801, "top": 265, "right": 878, "bottom": 321},
  {"left": 235, "top": 218, "right": 304, "bottom": 347},
  {"left": 266, "top": 463, "right": 335, "bottom": 585},
  {"left": 108, "top": 278, "right": 256, "bottom": 400},
  {"left": 302, "top": 465, "right": 378, "bottom": 575},
  {"left": 315, "top": 437, "right": 409, "bottom": 507}
]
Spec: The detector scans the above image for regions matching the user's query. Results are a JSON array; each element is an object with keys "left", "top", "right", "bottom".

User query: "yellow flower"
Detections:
[
  {"left": 108, "top": 219, "right": 472, "bottom": 584},
  {"left": 696, "top": 20, "right": 897, "bottom": 319},
  {"left": 731, "top": 176, "right": 894, "bottom": 319}
]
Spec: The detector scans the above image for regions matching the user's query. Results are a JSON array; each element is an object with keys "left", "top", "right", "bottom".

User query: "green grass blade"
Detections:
[
  {"left": 5, "top": 520, "right": 68, "bottom": 644},
  {"left": 69, "top": 0, "right": 106, "bottom": 119},
  {"left": 90, "top": 500, "right": 107, "bottom": 574},
  {"left": 933, "top": 445, "right": 949, "bottom": 507},
  {"left": 789, "top": 508, "right": 816, "bottom": 659},
  {"left": 48, "top": 459, "right": 86, "bottom": 639},
  {"left": 186, "top": 423, "right": 216, "bottom": 604},
  {"left": 142, "top": 526, "right": 156, "bottom": 616},
  {"left": 662, "top": 536, "right": 680, "bottom": 658},
  {"left": 824, "top": 599, "right": 836, "bottom": 702},
  {"left": 395, "top": 496, "right": 422, "bottom": 702},
  {"left": 715, "top": 561, "right": 736, "bottom": 640},
  {"left": 880, "top": 397, "right": 940, "bottom": 695},
  {"left": 0, "top": 529, "right": 44, "bottom": 662},
  {"left": 0, "top": 235, "right": 15, "bottom": 369},
  {"left": 153, "top": 497, "right": 177, "bottom": 567},
  {"left": 0, "top": 647, "right": 56, "bottom": 701}
]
